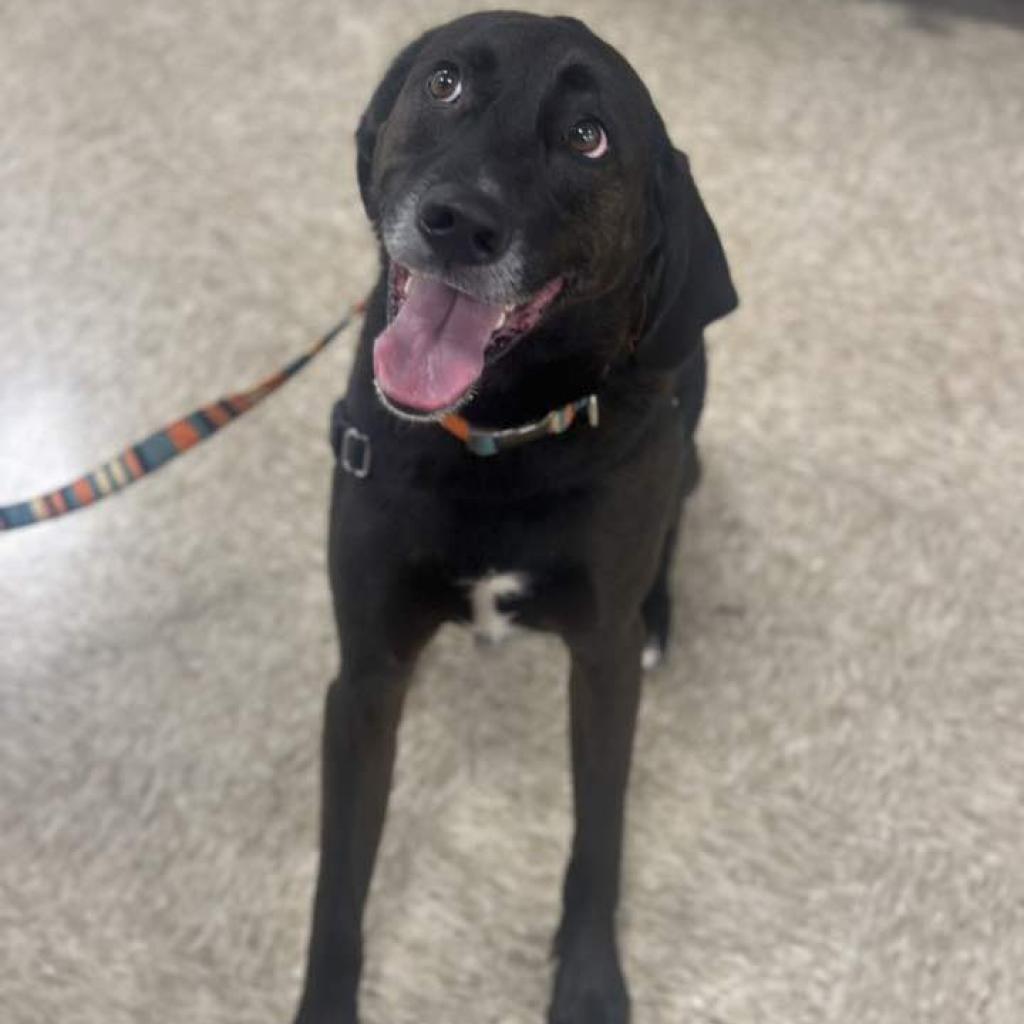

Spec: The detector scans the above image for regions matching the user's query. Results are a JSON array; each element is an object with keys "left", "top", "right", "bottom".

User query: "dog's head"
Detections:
[{"left": 357, "top": 11, "right": 737, "bottom": 418}]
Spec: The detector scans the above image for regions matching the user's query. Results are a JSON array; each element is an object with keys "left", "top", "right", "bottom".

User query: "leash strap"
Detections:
[
  {"left": 0, "top": 305, "right": 361, "bottom": 532},
  {"left": 2, "top": 299, "right": 604, "bottom": 526}
]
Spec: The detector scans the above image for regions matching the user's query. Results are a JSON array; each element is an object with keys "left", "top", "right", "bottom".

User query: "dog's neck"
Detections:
[
  {"left": 457, "top": 345, "right": 613, "bottom": 429},
  {"left": 344, "top": 270, "right": 679, "bottom": 495}
]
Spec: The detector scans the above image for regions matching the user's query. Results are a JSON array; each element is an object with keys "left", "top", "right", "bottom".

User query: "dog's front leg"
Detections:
[
  {"left": 293, "top": 650, "right": 416, "bottom": 1024},
  {"left": 550, "top": 619, "right": 645, "bottom": 1024}
]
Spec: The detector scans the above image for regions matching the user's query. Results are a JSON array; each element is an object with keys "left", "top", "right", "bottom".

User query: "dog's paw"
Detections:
[
  {"left": 293, "top": 1012, "right": 356, "bottom": 1024},
  {"left": 548, "top": 933, "right": 630, "bottom": 1024},
  {"left": 292, "top": 992, "right": 358, "bottom": 1024},
  {"left": 293, "top": 1010, "right": 356, "bottom": 1024}
]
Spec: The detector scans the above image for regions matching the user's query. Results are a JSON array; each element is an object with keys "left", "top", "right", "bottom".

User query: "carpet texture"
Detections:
[{"left": 1, "top": 1, "right": 1022, "bottom": 1022}]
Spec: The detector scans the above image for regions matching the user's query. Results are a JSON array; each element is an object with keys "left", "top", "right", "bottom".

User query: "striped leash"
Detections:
[{"left": 0, "top": 303, "right": 364, "bottom": 532}]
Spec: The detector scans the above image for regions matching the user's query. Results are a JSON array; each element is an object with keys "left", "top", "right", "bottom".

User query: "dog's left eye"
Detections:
[
  {"left": 566, "top": 119, "right": 609, "bottom": 159},
  {"left": 427, "top": 64, "right": 462, "bottom": 103}
]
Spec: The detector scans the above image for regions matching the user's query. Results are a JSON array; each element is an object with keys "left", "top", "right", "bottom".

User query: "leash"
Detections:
[
  {"left": 0, "top": 303, "right": 365, "bottom": 532},
  {"left": 2, "top": 296, "right": 606, "bottom": 533}
]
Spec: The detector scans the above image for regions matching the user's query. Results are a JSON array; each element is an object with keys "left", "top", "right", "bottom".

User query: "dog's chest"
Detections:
[{"left": 467, "top": 571, "right": 530, "bottom": 646}]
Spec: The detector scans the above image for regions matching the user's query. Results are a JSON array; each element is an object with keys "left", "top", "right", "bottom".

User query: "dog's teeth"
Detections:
[{"left": 495, "top": 312, "right": 507, "bottom": 330}]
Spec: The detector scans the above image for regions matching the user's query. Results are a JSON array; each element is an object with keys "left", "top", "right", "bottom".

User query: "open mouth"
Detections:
[{"left": 372, "top": 263, "right": 563, "bottom": 418}]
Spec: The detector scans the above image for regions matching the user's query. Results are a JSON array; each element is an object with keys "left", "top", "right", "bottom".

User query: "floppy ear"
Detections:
[
  {"left": 635, "top": 149, "right": 738, "bottom": 370},
  {"left": 355, "top": 29, "right": 436, "bottom": 218}
]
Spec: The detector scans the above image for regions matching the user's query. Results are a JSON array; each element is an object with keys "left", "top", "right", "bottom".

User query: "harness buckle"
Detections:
[{"left": 340, "top": 427, "right": 372, "bottom": 479}]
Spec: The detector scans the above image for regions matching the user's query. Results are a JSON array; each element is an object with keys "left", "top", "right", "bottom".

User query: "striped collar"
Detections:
[{"left": 439, "top": 393, "right": 600, "bottom": 457}]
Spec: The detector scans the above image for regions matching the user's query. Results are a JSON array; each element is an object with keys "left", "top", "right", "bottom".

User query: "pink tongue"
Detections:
[{"left": 373, "top": 275, "right": 505, "bottom": 412}]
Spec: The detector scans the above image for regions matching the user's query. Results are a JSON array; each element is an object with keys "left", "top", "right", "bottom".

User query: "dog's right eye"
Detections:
[{"left": 427, "top": 64, "right": 462, "bottom": 103}]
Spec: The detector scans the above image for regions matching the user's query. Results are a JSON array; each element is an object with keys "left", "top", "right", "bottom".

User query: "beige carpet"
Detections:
[{"left": 1, "top": 1, "right": 1022, "bottom": 1022}]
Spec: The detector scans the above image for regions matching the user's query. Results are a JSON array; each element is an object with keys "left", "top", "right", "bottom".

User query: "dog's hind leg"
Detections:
[
  {"left": 640, "top": 521, "right": 678, "bottom": 671},
  {"left": 640, "top": 434, "right": 699, "bottom": 670}
]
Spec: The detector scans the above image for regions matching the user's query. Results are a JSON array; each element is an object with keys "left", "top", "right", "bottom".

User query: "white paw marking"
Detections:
[
  {"left": 642, "top": 638, "right": 664, "bottom": 671},
  {"left": 469, "top": 571, "right": 529, "bottom": 646}
]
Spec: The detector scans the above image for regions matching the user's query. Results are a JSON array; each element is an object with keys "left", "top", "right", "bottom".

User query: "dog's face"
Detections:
[{"left": 358, "top": 12, "right": 737, "bottom": 418}]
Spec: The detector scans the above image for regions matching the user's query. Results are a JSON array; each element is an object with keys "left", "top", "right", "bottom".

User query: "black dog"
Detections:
[{"left": 294, "top": 12, "right": 737, "bottom": 1024}]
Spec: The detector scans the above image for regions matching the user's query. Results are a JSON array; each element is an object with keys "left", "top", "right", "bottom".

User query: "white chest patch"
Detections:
[{"left": 468, "top": 571, "right": 529, "bottom": 646}]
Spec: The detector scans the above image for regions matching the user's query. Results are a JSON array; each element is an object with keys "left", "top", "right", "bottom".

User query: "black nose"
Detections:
[{"left": 417, "top": 185, "right": 509, "bottom": 265}]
